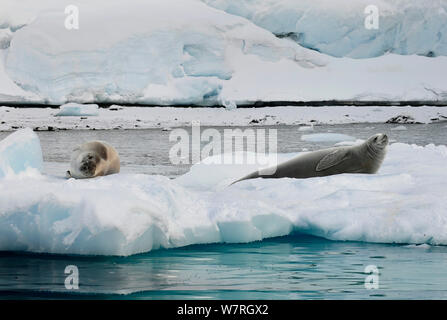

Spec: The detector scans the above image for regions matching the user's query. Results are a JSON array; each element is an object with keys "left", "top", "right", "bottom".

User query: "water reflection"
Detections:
[{"left": 2, "top": 234, "right": 447, "bottom": 299}]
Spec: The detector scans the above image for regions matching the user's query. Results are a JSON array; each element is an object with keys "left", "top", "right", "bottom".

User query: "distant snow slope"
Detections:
[
  {"left": 202, "top": 0, "right": 447, "bottom": 58},
  {"left": 0, "top": 130, "right": 446, "bottom": 255},
  {"left": 0, "top": 0, "right": 446, "bottom": 104}
]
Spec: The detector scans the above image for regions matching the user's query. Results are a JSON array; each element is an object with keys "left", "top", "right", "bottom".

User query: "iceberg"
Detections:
[
  {"left": 55, "top": 103, "right": 99, "bottom": 117},
  {"left": 0, "top": 128, "right": 43, "bottom": 178},
  {"left": 298, "top": 125, "right": 314, "bottom": 132},
  {"left": 0, "top": 142, "right": 446, "bottom": 256}
]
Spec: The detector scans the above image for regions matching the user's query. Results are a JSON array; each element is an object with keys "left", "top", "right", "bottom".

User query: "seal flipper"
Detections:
[
  {"left": 316, "top": 149, "right": 350, "bottom": 172},
  {"left": 230, "top": 170, "right": 260, "bottom": 185}
]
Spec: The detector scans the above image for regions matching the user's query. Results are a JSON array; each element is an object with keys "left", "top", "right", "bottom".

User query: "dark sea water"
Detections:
[{"left": 0, "top": 122, "right": 447, "bottom": 299}]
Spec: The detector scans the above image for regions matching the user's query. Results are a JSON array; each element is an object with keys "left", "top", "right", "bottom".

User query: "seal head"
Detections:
[
  {"left": 67, "top": 141, "right": 120, "bottom": 179},
  {"left": 363, "top": 133, "right": 388, "bottom": 172},
  {"left": 79, "top": 152, "right": 100, "bottom": 177},
  {"left": 368, "top": 133, "right": 388, "bottom": 150}
]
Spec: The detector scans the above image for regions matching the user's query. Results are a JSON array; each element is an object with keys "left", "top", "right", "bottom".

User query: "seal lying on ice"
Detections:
[
  {"left": 66, "top": 141, "right": 120, "bottom": 179},
  {"left": 232, "top": 133, "right": 388, "bottom": 184}
]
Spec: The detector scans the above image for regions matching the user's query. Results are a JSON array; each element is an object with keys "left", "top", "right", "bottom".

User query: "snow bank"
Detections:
[
  {"left": 220, "top": 52, "right": 447, "bottom": 102},
  {"left": 0, "top": 142, "right": 446, "bottom": 256},
  {"left": 0, "top": 128, "right": 43, "bottom": 178},
  {"left": 55, "top": 103, "right": 99, "bottom": 117},
  {"left": 202, "top": 0, "right": 447, "bottom": 58}
]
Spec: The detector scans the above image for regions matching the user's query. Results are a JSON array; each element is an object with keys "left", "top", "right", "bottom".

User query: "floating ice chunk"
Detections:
[
  {"left": 55, "top": 103, "right": 99, "bottom": 117},
  {"left": 0, "top": 128, "right": 43, "bottom": 178},
  {"left": 298, "top": 125, "right": 314, "bottom": 131},
  {"left": 301, "top": 133, "right": 356, "bottom": 142},
  {"left": 405, "top": 244, "right": 431, "bottom": 249},
  {"left": 221, "top": 99, "right": 237, "bottom": 110},
  {"left": 391, "top": 125, "right": 408, "bottom": 131},
  {"left": 334, "top": 139, "right": 365, "bottom": 147}
]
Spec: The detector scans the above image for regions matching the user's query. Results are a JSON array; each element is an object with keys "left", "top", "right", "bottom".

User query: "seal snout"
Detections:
[{"left": 372, "top": 133, "right": 388, "bottom": 147}]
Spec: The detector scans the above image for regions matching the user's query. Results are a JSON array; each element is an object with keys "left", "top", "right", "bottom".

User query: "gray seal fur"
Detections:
[
  {"left": 232, "top": 133, "right": 388, "bottom": 184},
  {"left": 67, "top": 141, "right": 120, "bottom": 179}
]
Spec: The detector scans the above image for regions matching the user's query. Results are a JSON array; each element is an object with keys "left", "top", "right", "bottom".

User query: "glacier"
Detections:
[
  {"left": 0, "top": 0, "right": 446, "bottom": 104},
  {"left": 1, "top": 0, "right": 324, "bottom": 104},
  {"left": 202, "top": 0, "right": 447, "bottom": 58},
  {"left": 0, "top": 128, "right": 43, "bottom": 178},
  {"left": 0, "top": 130, "right": 446, "bottom": 256}
]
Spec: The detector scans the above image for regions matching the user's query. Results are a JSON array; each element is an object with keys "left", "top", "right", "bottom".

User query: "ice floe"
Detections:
[{"left": 0, "top": 129, "right": 446, "bottom": 256}]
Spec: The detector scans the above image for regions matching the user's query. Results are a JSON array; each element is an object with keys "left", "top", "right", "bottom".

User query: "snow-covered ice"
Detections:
[
  {"left": 0, "top": 0, "right": 446, "bottom": 104},
  {"left": 391, "top": 125, "right": 408, "bottom": 131},
  {"left": 55, "top": 103, "right": 99, "bottom": 117},
  {"left": 0, "top": 128, "right": 43, "bottom": 178},
  {"left": 0, "top": 130, "right": 446, "bottom": 256},
  {"left": 1, "top": 105, "right": 447, "bottom": 131}
]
